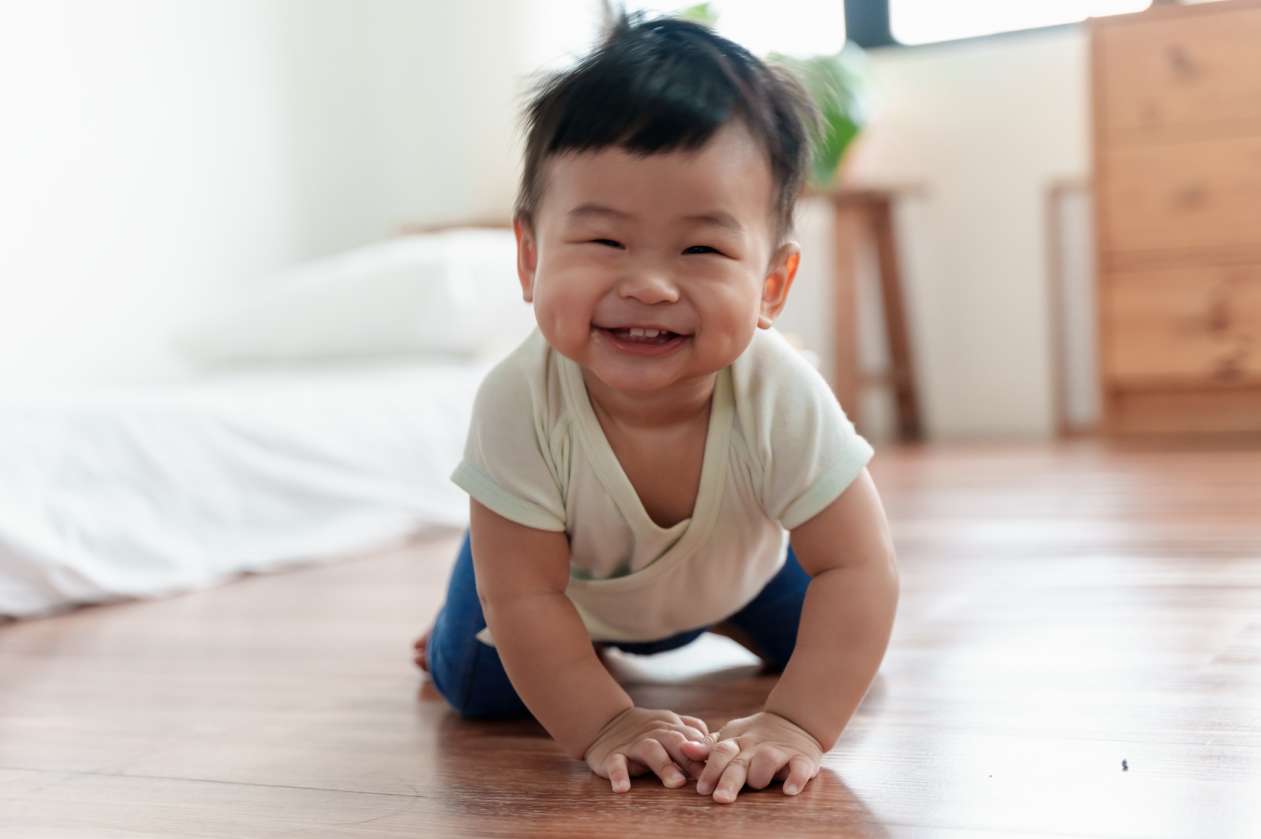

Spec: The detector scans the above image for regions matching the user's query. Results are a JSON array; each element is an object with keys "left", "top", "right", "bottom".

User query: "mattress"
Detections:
[{"left": 0, "top": 358, "right": 488, "bottom": 617}]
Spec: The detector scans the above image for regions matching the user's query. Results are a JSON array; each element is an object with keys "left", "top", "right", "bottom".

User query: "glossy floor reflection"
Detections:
[{"left": 1, "top": 440, "right": 1259, "bottom": 837}]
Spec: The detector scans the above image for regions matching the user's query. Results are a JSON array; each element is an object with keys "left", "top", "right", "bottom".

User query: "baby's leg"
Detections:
[
  {"left": 719, "top": 545, "right": 811, "bottom": 673},
  {"left": 421, "top": 531, "right": 532, "bottom": 719}
]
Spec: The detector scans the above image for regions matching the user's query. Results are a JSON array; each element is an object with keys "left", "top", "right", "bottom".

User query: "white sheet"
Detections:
[{"left": 0, "top": 358, "right": 487, "bottom": 618}]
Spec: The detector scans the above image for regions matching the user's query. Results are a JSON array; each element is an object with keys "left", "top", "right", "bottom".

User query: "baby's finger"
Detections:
[
  {"left": 650, "top": 730, "right": 706, "bottom": 780},
  {"left": 677, "top": 740, "right": 710, "bottom": 778},
  {"left": 713, "top": 757, "right": 749, "bottom": 804},
  {"left": 605, "top": 753, "right": 632, "bottom": 794},
  {"left": 782, "top": 756, "right": 815, "bottom": 796},
  {"left": 627, "top": 738, "right": 687, "bottom": 789},
  {"left": 746, "top": 747, "right": 788, "bottom": 790},
  {"left": 678, "top": 724, "right": 709, "bottom": 744},
  {"left": 680, "top": 758, "right": 707, "bottom": 780},
  {"left": 696, "top": 739, "right": 739, "bottom": 796},
  {"left": 679, "top": 715, "right": 710, "bottom": 736}
]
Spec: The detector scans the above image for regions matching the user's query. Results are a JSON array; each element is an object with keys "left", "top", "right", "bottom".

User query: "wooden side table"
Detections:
[{"left": 808, "top": 185, "right": 923, "bottom": 442}]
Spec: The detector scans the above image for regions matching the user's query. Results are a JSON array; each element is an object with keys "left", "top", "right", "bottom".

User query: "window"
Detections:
[
  {"left": 628, "top": 1, "right": 1158, "bottom": 52},
  {"left": 887, "top": 0, "right": 1153, "bottom": 46}
]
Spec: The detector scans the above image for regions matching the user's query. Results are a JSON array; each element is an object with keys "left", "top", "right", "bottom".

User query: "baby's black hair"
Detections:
[{"left": 516, "top": 10, "right": 820, "bottom": 243}]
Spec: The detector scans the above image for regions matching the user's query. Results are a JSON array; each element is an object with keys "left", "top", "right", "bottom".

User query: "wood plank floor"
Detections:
[{"left": 2, "top": 440, "right": 1259, "bottom": 837}]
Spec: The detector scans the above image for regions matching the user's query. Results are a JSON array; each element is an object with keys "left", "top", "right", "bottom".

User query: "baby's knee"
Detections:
[
  {"left": 429, "top": 646, "right": 530, "bottom": 720},
  {"left": 443, "top": 686, "right": 529, "bottom": 720}
]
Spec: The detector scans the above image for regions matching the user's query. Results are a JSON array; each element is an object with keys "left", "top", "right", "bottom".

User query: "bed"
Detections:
[{"left": 0, "top": 226, "right": 528, "bottom": 618}]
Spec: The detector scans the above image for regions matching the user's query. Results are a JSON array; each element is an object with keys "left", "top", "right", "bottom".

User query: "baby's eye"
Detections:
[
  {"left": 683, "top": 245, "right": 722, "bottom": 256},
  {"left": 590, "top": 238, "right": 624, "bottom": 249}
]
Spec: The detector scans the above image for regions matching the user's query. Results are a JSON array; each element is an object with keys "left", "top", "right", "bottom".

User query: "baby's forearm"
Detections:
[
  {"left": 483, "top": 591, "right": 633, "bottom": 759},
  {"left": 764, "top": 559, "right": 899, "bottom": 751}
]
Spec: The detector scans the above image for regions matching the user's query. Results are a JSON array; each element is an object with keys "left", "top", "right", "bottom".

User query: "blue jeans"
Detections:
[{"left": 427, "top": 530, "right": 811, "bottom": 719}]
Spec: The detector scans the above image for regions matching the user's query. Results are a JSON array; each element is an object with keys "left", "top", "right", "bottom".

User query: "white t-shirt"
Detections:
[{"left": 451, "top": 327, "right": 874, "bottom": 645}]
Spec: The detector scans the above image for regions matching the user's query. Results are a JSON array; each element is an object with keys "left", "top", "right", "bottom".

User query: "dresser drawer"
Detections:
[
  {"left": 1108, "top": 387, "right": 1261, "bottom": 434},
  {"left": 1102, "top": 264, "right": 1261, "bottom": 385},
  {"left": 1099, "top": 136, "right": 1261, "bottom": 258},
  {"left": 1094, "top": 4, "right": 1261, "bottom": 143}
]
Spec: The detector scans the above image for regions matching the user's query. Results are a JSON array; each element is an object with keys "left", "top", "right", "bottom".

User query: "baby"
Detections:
[{"left": 414, "top": 12, "right": 899, "bottom": 804}]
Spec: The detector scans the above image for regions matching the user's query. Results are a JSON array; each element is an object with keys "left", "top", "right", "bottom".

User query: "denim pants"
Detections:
[{"left": 427, "top": 530, "right": 811, "bottom": 719}]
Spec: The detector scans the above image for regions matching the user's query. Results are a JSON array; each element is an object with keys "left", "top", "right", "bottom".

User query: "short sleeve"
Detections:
[
  {"left": 450, "top": 353, "right": 567, "bottom": 532},
  {"left": 741, "top": 330, "right": 874, "bottom": 531}
]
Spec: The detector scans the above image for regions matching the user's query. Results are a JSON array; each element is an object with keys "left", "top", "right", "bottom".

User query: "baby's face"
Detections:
[{"left": 516, "top": 122, "right": 795, "bottom": 396}]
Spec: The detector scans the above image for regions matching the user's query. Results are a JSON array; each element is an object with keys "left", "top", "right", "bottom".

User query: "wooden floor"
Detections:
[{"left": 3, "top": 441, "right": 1260, "bottom": 838}]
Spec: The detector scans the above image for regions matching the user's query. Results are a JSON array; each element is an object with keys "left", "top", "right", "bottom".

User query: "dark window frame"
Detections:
[{"left": 844, "top": 0, "right": 895, "bottom": 48}]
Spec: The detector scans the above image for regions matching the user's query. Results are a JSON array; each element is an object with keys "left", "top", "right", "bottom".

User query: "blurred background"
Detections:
[
  {"left": 2, "top": 0, "right": 1258, "bottom": 617},
  {"left": 3, "top": 0, "right": 1254, "bottom": 434}
]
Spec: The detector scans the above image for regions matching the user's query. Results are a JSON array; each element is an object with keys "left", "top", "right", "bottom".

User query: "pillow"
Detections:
[{"left": 177, "top": 228, "right": 535, "bottom": 367}]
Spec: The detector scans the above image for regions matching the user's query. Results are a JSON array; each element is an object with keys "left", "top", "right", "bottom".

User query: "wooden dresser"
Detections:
[{"left": 1091, "top": 0, "right": 1261, "bottom": 434}]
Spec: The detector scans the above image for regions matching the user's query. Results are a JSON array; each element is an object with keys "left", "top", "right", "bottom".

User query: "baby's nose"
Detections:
[{"left": 618, "top": 270, "right": 680, "bottom": 304}]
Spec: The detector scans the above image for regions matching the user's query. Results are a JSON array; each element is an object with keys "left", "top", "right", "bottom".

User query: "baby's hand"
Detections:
[
  {"left": 583, "top": 707, "right": 712, "bottom": 793},
  {"left": 680, "top": 711, "right": 823, "bottom": 804}
]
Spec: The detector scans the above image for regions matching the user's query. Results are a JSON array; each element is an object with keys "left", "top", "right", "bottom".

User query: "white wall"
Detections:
[
  {"left": 365, "top": 0, "right": 598, "bottom": 228},
  {"left": 1, "top": 1, "right": 294, "bottom": 388},
  {"left": 0, "top": 0, "right": 595, "bottom": 391},
  {"left": 843, "top": 29, "right": 1092, "bottom": 439}
]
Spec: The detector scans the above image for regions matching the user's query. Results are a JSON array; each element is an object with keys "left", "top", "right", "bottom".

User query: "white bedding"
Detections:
[{"left": 0, "top": 358, "right": 489, "bottom": 618}]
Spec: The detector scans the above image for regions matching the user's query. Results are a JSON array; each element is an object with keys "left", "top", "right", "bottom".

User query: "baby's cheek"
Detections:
[
  {"left": 703, "top": 315, "right": 756, "bottom": 361},
  {"left": 532, "top": 291, "right": 585, "bottom": 348}
]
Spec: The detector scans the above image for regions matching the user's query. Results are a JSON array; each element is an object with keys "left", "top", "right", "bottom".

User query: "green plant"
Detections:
[
  {"left": 769, "top": 48, "right": 868, "bottom": 187},
  {"left": 674, "top": 2, "right": 719, "bottom": 26},
  {"left": 669, "top": 2, "right": 869, "bottom": 188}
]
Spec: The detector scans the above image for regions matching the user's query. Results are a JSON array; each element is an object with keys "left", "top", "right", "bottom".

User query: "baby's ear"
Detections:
[
  {"left": 760, "top": 241, "right": 801, "bottom": 327},
  {"left": 514, "top": 217, "right": 539, "bottom": 303}
]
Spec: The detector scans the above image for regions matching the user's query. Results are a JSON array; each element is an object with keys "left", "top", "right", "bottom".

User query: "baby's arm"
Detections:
[
  {"left": 468, "top": 500, "right": 709, "bottom": 790},
  {"left": 763, "top": 467, "right": 899, "bottom": 748},
  {"left": 684, "top": 468, "right": 899, "bottom": 802}
]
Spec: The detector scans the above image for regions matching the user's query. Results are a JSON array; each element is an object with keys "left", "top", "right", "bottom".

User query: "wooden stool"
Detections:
[{"left": 811, "top": 186, "right": 923, "bottom": 442}]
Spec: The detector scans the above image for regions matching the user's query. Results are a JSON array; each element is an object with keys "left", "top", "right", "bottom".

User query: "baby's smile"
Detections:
[{"left": 592, "top": 324, "right": 692, "bottom": 357}]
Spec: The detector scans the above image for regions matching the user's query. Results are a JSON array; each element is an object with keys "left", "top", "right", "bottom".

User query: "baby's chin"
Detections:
[{"left": 583, "top": 354, "right": 734, "bottom": 402}]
